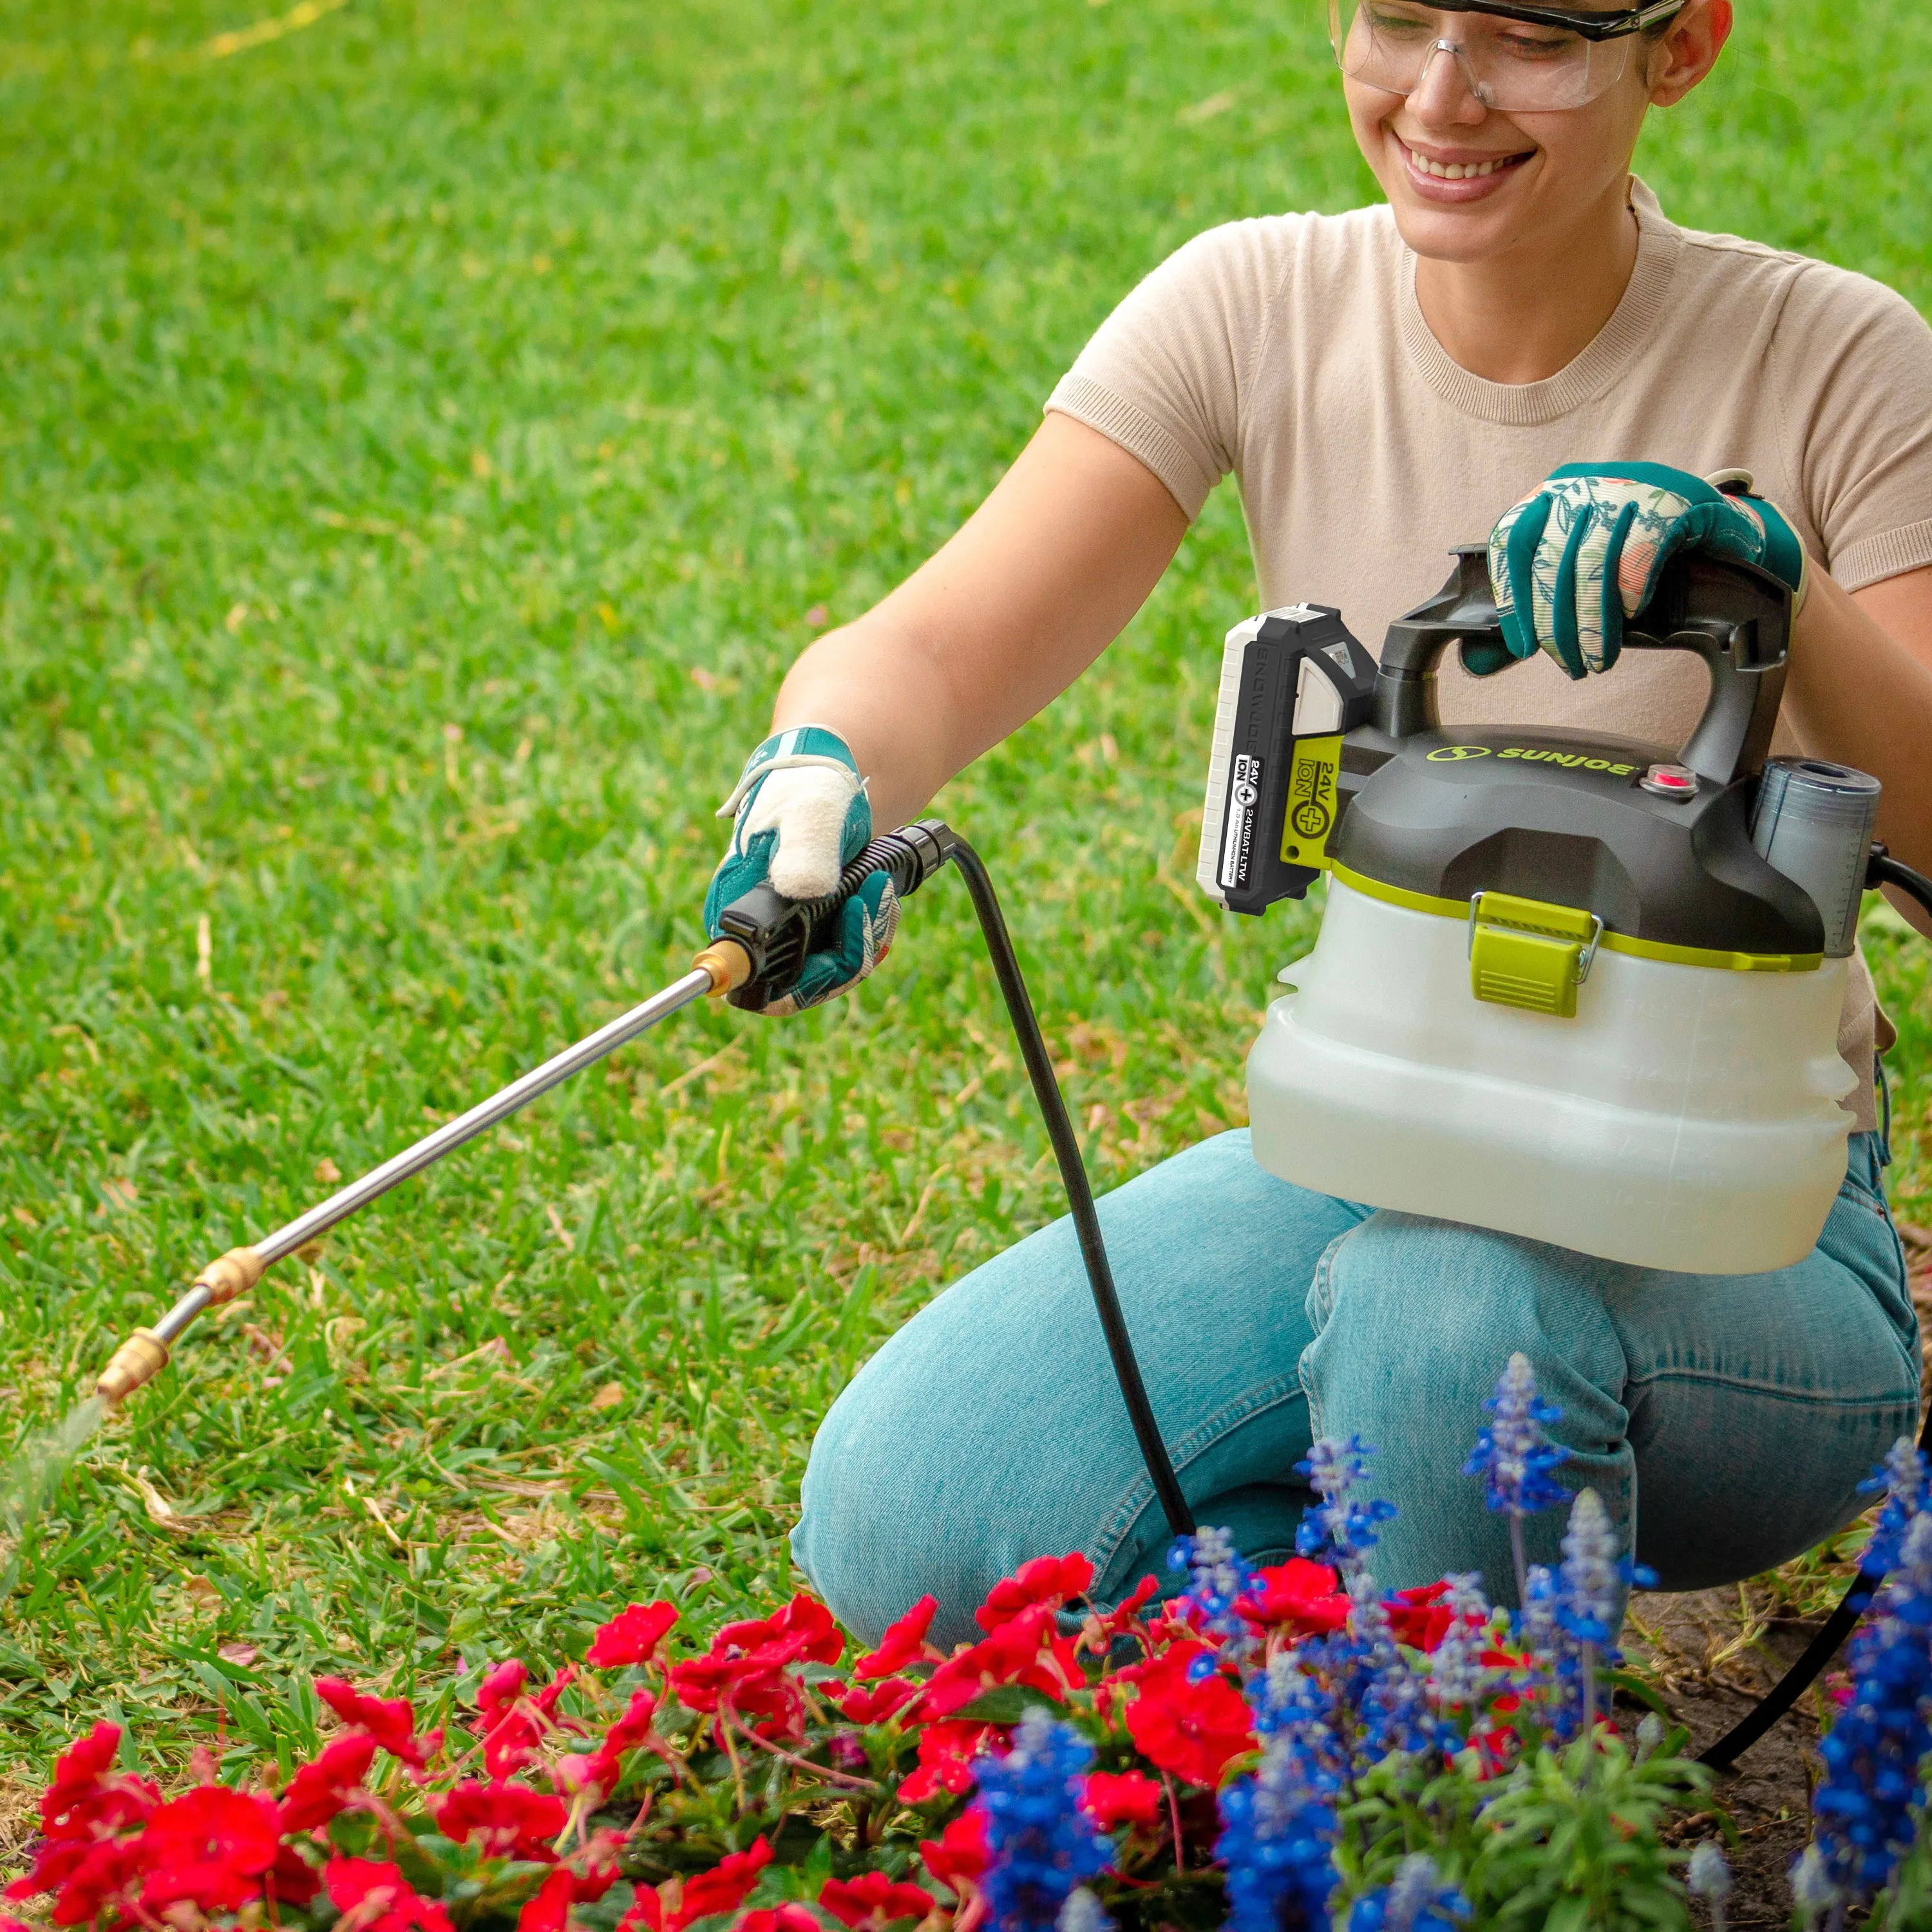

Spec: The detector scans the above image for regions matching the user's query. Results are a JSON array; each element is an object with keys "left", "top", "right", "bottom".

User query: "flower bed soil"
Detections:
[{"left": 1624, "top": 1589, "right": 1829, "bottom": 1929}]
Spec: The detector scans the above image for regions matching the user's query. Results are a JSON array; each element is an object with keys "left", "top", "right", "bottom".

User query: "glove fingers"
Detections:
[
  {"left": 1547, "top": 499, "right": 1593, "bottom": 681},
  {"left": 1495, "top": 493, "right": 1551, "bottom": 665},
  {"left": 1594, "top": 499, "right": 1640, "bottom": 676},
  {"left": 765, "top": 875, "right": 900, "bottom": 1016},
  {"left": 745, "top": 764, "right": 866, "bottom": 900},
  {"left": 701, "top": 824, "right": 778, "bottom": 932}
]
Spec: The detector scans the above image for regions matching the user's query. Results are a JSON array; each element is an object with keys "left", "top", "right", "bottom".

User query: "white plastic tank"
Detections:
[{"left": 1246, "top": 879, "right": 1855, "bottom": 1275}]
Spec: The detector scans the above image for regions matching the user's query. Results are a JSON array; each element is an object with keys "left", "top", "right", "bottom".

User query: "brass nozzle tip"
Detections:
[
  {"left": 694, "top": 939, "right": 752, "bottom": 995},
  {"left": 95, "top": 1329, "right": 170, "bottom": 1406},
  {"left": 193, "top": 1245, "right": 265, "bottom": 1306}
]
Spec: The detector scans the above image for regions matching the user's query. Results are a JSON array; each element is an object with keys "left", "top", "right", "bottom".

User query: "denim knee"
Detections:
[{"left": 1302, "top": 1211, "right": 1633, "bottom": 1601}]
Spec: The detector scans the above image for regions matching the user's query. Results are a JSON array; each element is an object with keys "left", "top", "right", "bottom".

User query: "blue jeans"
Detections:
[{"left": 792, "top": 1128, "right": 1919, "bottom": 1648}]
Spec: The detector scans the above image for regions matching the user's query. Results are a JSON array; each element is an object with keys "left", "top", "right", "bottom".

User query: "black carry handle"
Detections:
[
  {"left": 715, "top": 822, "right": 1197, "bottom": 1540},
  {"left": 1372, "top": 545, "right": 1794, "bottom": 786}
]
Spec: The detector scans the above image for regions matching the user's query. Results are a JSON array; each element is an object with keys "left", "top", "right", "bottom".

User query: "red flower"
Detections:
[
  {"left": 15, "top": 1839, "right": 142, "bottom": 1927},
  {"left": 1081, "top": 1769, "right": 1163, "bottom": 1830},
  {"left": 1120, "top": 1644, "right": 1255, "bottom": 1788},
  {"left": 34, "top": 1725, "right": 158, "bottom": 1846},
  {"left": 316, "top": 1678, "right": 440, "bottom": 1768},
  {"left": 896, "top": 1721, "right": 990, "bottom": 1804},
  {"left": 668, "top": 1837, "right": 771, "bottom": 1930},
  {"left": 668, "top": 1596, "right": 838, "bottom": 1741},
  {"left": 476, "top": 1663, "right": 581, "bottom": 1776},
  {"left": 919, "top": 1604, "right": 1079, "bottom": 1720},
  {"left": 557, "top": 1689, "right": 661, "bottom": 1802},
  {"left": 138, "top": 1786, "right": 285, "bottom": 1916},
  {"left": 818, "top": 1871, "right": 935, "bottom": 1928},
  {"left": 587, "top": 1602, "right": 679, "bottom": 1670},
  {"left": 327, "top": 1857, "right": 455, "bottom": 1932},
  {"left": 142, "top": 1786, "right": 283, "bottom": 1873},
  {"left": 517, "top": 1867, "right": 576, "bottom": 1932},
  {"left": 280, "top": 1732, "right": 377, "bottom": 1833},
  {"left": 433, "top": 1779, "right": 567, "bottom": 1861},
  {"left": 712, "top": 1595, "right": 844, "bottom": 1669},
  {"left": 1233, "top": 1560, "right": 1350, "bottom": 1637},
  {"left": 616, "top": 1888, "right": 664, "bottom": 1932},
  {"left": 836, "top": 1678, "right": 920, "bottom": 1726},
  {"left": 974, "top": 1555, "right": 1095, "bottom": 1634},
  {"left": 270, "top": 1842, "right": 325, "bottom": 1908},
  {"left": 516, "top": 1846, "right": 628, "bottom": 1932},
  {"left": 1095, "top": 1576, "right": 1161, "bottom": 1639},
  {"left": 853, "top": 1596, "right": 938, "bottom": 1680},
  {"left": 1385, "top": 1582, "right": 1454, "bottom": 1653},
  {"left": 478, "top": 1660, "right": 529, "bottom": 1723},
  {"left": 606, "top": 1689, "right": 660, "bottom": 1754},
  {"left": 918, "top": 1808, "right": 990, "bottom": 1893},
  {"left": 667, "top": 1654, "right": 804, "bottom": 1739},
  {"left": 737, "top": 1909, "right": 822, "bottom": 1932}
]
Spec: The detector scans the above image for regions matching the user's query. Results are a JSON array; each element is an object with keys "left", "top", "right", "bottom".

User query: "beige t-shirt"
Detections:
[{"left": 1047, "top": 180, "right": 1932, "bottom": 1133}]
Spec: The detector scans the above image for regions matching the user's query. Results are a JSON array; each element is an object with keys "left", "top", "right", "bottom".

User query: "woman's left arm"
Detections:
[{"left": 1779, "top": 564, "right": 1932, "bottom": 937}]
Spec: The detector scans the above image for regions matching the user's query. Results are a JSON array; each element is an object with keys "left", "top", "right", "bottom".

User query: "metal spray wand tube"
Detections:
[{"left": 94, "top": 943, "right": 752, "bottom": 1405}]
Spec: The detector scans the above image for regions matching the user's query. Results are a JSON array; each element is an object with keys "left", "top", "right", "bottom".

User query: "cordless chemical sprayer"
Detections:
[{"left": 84, "top": 545, "right": 1932, "bottom": 1770}]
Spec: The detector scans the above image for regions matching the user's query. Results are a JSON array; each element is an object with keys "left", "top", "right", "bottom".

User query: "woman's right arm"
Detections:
[{"left": 772, "top": 412, "right": 1190, "bottom": 831}]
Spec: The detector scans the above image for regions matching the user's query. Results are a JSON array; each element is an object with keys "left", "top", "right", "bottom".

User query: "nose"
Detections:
[{"left": 1405, "top": 37, "right": 1492, "bottom": 124}]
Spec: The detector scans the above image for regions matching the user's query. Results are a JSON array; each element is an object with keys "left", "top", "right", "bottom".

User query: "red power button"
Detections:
[{"left": 1640, "top": 762, "right": 1699, "bottom": 799}]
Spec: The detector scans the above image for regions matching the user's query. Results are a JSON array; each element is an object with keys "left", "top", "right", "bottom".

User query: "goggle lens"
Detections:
[{"left": 1329, "top": 1, "right": 1643, "bottom": 111}]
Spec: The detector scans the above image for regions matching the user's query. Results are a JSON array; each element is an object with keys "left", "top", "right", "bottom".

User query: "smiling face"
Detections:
[{"left": 1341, "top": 1, "right": 1728, "bottom": 267}]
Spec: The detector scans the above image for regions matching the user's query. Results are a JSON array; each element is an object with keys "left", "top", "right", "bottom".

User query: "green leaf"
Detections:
[{"left": 954, "top": 1685, "right": 1065, "bottom": 1724}]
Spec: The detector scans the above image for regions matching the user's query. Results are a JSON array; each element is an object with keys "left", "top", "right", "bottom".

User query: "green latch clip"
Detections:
[{"left": 1466, "top": 891, "right": 1605, "bottom": 1019}]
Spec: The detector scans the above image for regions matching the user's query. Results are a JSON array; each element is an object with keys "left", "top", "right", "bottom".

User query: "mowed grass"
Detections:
[{"left": 3, "top": 0, "right": 1929, "bottom": 1800}]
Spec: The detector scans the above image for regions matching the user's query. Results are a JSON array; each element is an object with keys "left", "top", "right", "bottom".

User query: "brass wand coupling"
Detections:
[{"left": 90, "top": 943, "right": 749, "bottom": 1406}]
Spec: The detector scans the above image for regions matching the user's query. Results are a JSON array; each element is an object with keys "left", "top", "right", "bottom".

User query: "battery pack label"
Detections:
[
  {"left": 1218, "top": 752, "right": 1263, "bottom": 891},
  {"left": 1280, "top": 736, "right": 1341, "bottom": 869}
]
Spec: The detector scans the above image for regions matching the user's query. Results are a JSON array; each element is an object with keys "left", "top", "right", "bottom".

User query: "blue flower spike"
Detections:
[
  {"left": 1054, "top": 1889, "right": 1112, "bottom": 1932},
  {"left": 1788, "top": 1843, "right": 1839, "bottom": 1929},
  {"left": 1296, "top": 1437, "right": 1397, "bottom": 1576},
  {"left": 974, "top": 1708, "right": 1115, "bottom": 1932},
  {"left": 1685, "top": 1843, "right": 1731, "bottom": 1932},
  {"left": 1855, "top": 1436, "right": 1932, "bottom": 1592},
  {"left": 1553, "top": 1488, "right": 1653, "bottom": 1741},
  {"left": 1216, "top": 1731, "right": 1341, "bottom": 1932},
  {"left": 1171, "top": 1525, "right": 1261, "bottom": 1671},
  {"left": 1346, "top": 1853, "right": 1470, "bottom": 1932},
  {"left": 1464, "top": 1353, "right": 1570, "bottom": 1604},
  {"left": 1346, "top": 1573, "right": 1434, "bottom": 1760},
  {"left": 1424, "top": 1574, "right": 1494, "bottom": 1729},
  {"left": 1806, "top": 1507, "right": 1932, "bottom": 1906}
]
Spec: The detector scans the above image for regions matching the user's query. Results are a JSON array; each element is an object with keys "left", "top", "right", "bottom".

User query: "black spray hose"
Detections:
[
  {"left": 1699, "top": 842, "right": 1932, "bottom": 1771},
  {"left": 943, "top": 833, "right": 1198, "bottom": 1540},
  {"left": 716, "top": 819, "right": 1196, "bottom": 1540}
]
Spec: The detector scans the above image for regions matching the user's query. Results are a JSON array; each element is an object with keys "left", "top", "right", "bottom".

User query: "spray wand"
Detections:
[{"left": 90, "top": 820, "right": 1197, "bottom": 1535}]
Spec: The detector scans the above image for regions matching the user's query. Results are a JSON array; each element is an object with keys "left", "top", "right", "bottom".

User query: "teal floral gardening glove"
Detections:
[
  {"left": 1482, "top": 461, "right": 1810, "bottom": 679},
  {"left": 702, "top": 724, "right": 900, "bottom": 1016}
]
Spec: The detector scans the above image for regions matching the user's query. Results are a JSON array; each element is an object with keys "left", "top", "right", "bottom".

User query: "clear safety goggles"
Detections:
[{"left": 1327, "top": 0, "right": 1686, "bottom": 112}]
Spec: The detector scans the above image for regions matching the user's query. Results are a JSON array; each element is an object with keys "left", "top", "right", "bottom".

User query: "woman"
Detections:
[{"left": 704, "top": 0, "right": 1932, "bottom": 1645}]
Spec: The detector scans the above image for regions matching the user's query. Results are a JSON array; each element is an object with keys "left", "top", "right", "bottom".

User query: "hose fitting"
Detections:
[
  {"left": 194, "top": 1245, "right": 265, "bottom": 1305},
  {"left": 96, "top": 1329, "right": 171, "bottom": 1405},
  {"left": 694, "top": 939, "right": 752, "bottom": 994}
]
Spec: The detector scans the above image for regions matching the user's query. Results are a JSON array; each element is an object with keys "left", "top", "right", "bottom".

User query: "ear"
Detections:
[{"left": 1647, "top": 0, "right": 1732, "bottom": 108}]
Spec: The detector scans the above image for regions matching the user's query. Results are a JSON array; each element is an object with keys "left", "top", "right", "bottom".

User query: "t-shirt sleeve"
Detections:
[
  {"left": 1044, "top": 220, "right": 1288, "bottom": 522},
  {"left": 1774, "top": 264, "right": 1932, "bottom": 591}
]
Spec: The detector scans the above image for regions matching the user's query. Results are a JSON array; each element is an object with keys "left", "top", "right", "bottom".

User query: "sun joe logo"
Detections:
[{"left": 1426, "top": 743, "right": 1637, "bottom": 776}]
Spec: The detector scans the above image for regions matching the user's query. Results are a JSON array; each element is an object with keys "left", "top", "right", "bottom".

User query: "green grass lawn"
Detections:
[{"left": 3, "top": 0, "right": 1929, "bottom": 1806}]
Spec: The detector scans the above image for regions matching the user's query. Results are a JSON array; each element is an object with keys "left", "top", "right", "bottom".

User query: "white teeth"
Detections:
[{"left": 1404, "top": 142, "right": 1511, "bottom": 181}]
